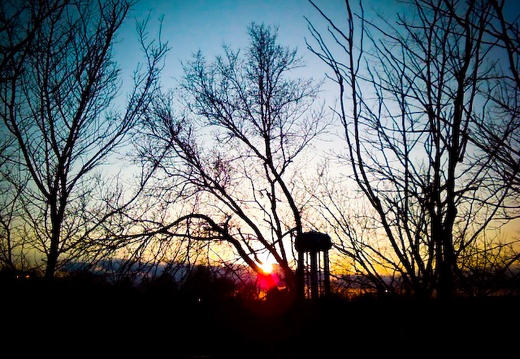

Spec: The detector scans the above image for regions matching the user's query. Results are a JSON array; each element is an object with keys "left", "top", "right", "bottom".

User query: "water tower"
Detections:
[{"left": 295, "top": 231, "right": 332, "bottom": 300}]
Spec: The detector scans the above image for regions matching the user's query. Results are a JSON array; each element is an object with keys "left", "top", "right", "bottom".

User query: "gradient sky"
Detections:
[
  {"left": 110, "top": 0, "right": 520, "bottom": 242},
  {"left": 115, "top": 0, "right": 397, "bottom": 96}
]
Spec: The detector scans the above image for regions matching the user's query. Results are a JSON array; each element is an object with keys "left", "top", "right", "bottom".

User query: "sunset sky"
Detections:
[{"left": 113, "top": 0, "right": 520, "bottom": 241}]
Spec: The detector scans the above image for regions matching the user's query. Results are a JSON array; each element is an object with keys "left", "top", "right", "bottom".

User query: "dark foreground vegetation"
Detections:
[{"left": 4, "top": 274, "right": 519, "bottom": 359}]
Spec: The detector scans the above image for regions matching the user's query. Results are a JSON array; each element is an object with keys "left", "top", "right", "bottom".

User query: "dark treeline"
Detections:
[{"left": 4, "top": 266, "right": 519, "bottom": 358}]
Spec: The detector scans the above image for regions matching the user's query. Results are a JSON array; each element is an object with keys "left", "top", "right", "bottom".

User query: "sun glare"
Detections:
[{"left": 260, "top": 262, "right": 273, "bottom": 274}]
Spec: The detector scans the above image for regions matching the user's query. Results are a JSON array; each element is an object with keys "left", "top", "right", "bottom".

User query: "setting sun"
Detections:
[
  {"left": 257, "top": 260, "right": 279, "bottom": 294},
  {"left": 259, "top": 262, "right": 273, "bottom": 274}
]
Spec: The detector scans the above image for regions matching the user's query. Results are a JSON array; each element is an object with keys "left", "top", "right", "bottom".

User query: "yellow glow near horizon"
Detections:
[{"left": 259, "top": 262, "right": 273, "bottom": 274}]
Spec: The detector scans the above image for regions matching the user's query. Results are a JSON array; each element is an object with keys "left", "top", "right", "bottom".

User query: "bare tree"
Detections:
[
  {"left": 470, "top": 0, "right": 520, "bottom": 212},
  {"left": 306, "top": 0, "right": 520, "bottom": 299},
  {"left": 0, "top": 0, "right": 68, "bottom": 84},
  {"left": 137, "top": 23, "right": 328, "bottom": 295},
  {"left": 0, "top": 0, "right": 69, "bottom": 275},
  {"left": 0, "top": 0, "right": 168, "bottom": 280}
]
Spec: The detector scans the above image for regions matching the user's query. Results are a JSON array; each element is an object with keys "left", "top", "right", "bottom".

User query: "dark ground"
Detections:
[{"left": 4, "top": 281, "right": 519, "bottom": 358}]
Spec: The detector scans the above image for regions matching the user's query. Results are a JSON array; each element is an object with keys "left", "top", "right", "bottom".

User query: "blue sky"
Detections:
[
  {"left": 113, "top": 0, "right": 412, "bottom": 116},
  {"left": 114, "top": 0, "right": 520, "bottom": 102},
  {"left": 116, "top": 0, "right": 370, "bottom": 91}
]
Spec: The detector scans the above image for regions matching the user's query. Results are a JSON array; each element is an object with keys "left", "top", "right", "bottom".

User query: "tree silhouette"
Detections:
[
  {"left": 137, "top": 22, "right": 328, "bottom": 295},
  {"left": 306, "top": 0, "right": 520, "bottom": 299},
  {"left": 0, "top": 0, "right": 168, "bottom": 279}
]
